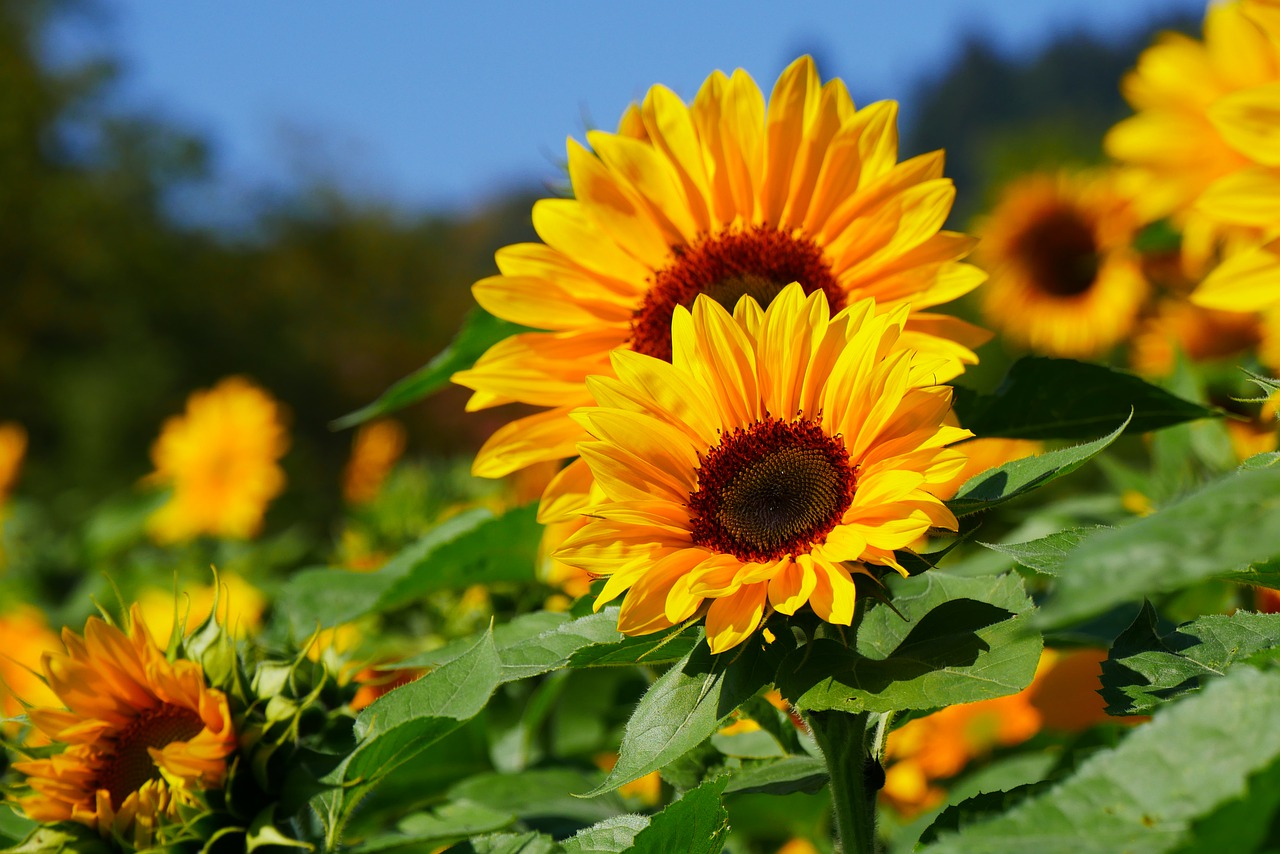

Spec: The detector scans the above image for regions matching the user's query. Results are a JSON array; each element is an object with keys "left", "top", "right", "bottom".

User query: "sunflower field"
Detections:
[{"left": 5, "top": 2, "right": 1280, "bottom": 852}]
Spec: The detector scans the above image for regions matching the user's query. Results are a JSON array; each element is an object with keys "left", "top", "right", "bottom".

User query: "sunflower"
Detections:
[
  {"left": 453, "top": 56, "right": 986, "bottom": 493},
  {"left": 147, "top": 376, "right": 288, "bottom": 543},
  {"left": 1105, "top": 0, "right": 1280, "bottom": 269},
  {"left": 13, "top": 605, "right": 236, "bottom": 847},
  {"left": 343, "top": 419, "right": 407, "bottom": 504},
  {"left": 553, "top": 285, "right": 969, "bottom": 653},
  {"left": 1105, "top": 0, "right": 1280, "bottom": 307},
  {"left": 0, "top": 421, "right": 25, "bottom": 503},
  {"left": 977, "top": 171, "right": 1147, "bottom": 359}
]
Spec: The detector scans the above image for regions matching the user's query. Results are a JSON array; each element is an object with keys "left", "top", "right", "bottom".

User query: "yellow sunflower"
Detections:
[
  {"left": 453, "top": 55, "right": 987, "bottom": 492},
  {"left": 1105, "top": 0, "right": 1280, "bottom": 309},
  {"left": 13, "top": 605, "right": 236, "bottom": 847},
  {"left": 0, "top": 421, "right": 26, "bottom": 503},
  {"left": 554, "top": 285, "right": 969, "bottom": 653},
  {"left": 1129, "top": 299, "right": 1263, "bottom": 377},
  {"left": 978, "top": 171, "right": 1147, "bottom": 359},
  {"left": 147, "top": 376, "right": 288, "bottom": 543},
  {"left": 0, "top": 606, "right": 61, "bottom": 742}
]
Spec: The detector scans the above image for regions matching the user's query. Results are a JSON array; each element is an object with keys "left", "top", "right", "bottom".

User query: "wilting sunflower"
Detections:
[
  {"left": 13, "top": 605, "right": 236, "bottom": 847},
  {"left": 554, "top": 285, "right": 969, "bottom": 653},
  {"left": 453, "top": 55, "right": 986, "bottom": 492},
  {"left": 978, "top": 171, "right": 1147, "bottom": 359},
  {"left": 147, "top": 376, "right": 288, "bottom": 543}
]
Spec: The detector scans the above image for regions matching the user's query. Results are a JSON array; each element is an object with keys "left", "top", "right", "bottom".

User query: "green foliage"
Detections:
[
  {"left": 947, "top": 416, "right": 1129, "bottom": 517},
  {"left": 953, "top": 357, "right": 1215, "bottom": 440},
  {"left": 628, "top": 777, "right": 730, "bottom": 854},
  {"left": 920, "top": 667, "right": 1280, "bottom": 854},
  {"left": 778, "top": 573, "right": 1042, "bottom": 712},
  {"left": 1037, "top": 466, "right": 1280, "bottom": 628},
  {"left": 1100, "top": 602, "right": 1280, "bottom": 715}
]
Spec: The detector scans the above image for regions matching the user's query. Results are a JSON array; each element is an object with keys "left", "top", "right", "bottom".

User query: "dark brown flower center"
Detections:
[
  {"left": 97, "top": 704, "right": 205, "bottom": 809},
  {"left": 630, "top": 226, "right": 843, "bottom": 361},
  {"left": 1012, "top": 206, "right": 1100, "bottom": 297},
  {"left": 689, "top": 416, "right": 857, "bottom": 563}
]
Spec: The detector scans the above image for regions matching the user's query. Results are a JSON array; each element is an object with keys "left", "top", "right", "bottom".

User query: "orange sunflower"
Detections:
[
  {"left": 13, "top": 605, "right": 236, "bottom": 847},
  {"left": 453, "top": 55, "right": 986, "bottom": 496},
  {"left": 554, "top": 285, "right": 969, "bottom": 653},
  {"left": 978, "top": 170, "right": 1147, "bottom": 359}
]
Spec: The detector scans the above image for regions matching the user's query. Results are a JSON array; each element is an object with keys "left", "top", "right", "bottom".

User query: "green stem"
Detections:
[{"left": 807, "top": 709, "right": 879, "bottom": 854}]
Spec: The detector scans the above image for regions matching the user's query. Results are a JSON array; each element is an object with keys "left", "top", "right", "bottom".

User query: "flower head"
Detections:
[
  {"left": 0, "top": 606, "right": 61, "bottom": 742},
  {"left": 1105, "top": 0, "right": 1280, "bottom": 310},
  {"left": 343, "top": 419, "right": 407, "bottom": 504},
  {"left": 147, "top": 376, "right": 288, "bottom": 543},
  {"left": 454, "top": 56, "right": 986, "bottom": 485},
  {"left": 13, "top": 605, "right": 236, "bottom": 847},
  {"left": 554, "top": 285, "right": 969, "bottom": 653},
  {"left": 978, "top": 171, "right": 1147, "bottom": 358}
]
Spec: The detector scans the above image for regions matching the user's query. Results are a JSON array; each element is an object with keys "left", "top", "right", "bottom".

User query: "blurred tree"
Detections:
[{"left": 905, "top": 13, "right": 1198, "bottom": 225}]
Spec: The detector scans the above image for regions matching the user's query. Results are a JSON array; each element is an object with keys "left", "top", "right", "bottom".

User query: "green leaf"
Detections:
[
  {"left": 584, "top": 639, "right": 776, "bottom": 797},
  {"left": 628, "top": 777, "right": 730, "bottom": 854},
  {"left": 721, "top": 756, "right": 827, "bottom": 796},
  {"left": 279, "top": 506, "right": 538, "bottom": 630},
  {"left": 2, "top": 822, "right": 111, "bottom": 854},
  {"left": 779, "top": 573, "right": 1041, "bottom": 713},
  {"left": 953, "top": 357, "right": 1215, "bottom": 439},
  {"left": 947, "top": 416, "right": 1130, "bottom": 517},
  {"left": 450, "top": 769, "right": 626, "bottom": 825},
  {"left": 468, "top": 832, "right": 558, "bottom": 854},
  {"left": 377, "top": 504, "right": 542, "bottom": 610},
  {"left": 331, "top": 629, "right": 503, "bottom": 820},
  {"left": 1100, "top": 602, "right": 1280, "bottom": 715},
  {"left": 245, "top": 807, "right": 312, "bottom": 851},
  {"left": 560, "top": 815, "right": 651, "bottom": 854},
  {"left": 566, "top": 623, "right": 701, "bottom": 668},
  {"left": 0, "top": 806, "right": 35, "bottom": 845},
  {"left": 980, "top": 526, "right": 1108, "bottom": 577},
  {"left": 332, "top": 308, "right": 524, "bottom": 429},
  {"left": 1173, "top": 754, "right": 1280, "bottom": 854},
  {"left": 347, "top": 802, "right": 516, "bottom": 853},
  {"left": 1037, "top": 466, "right": 1280, "bottom": 628},
  {"left": 394, "top": 611, "right": 573, "bottom": 670},
  {"left": 919, "top": 666, "right": 1280, "bottom": 854}
]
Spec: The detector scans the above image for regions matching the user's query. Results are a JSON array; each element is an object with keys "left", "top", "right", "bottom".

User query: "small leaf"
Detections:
[
  {"left": 346, "top": 802, "right": 516, "bottom": 853},
  {"left": 468, "top": 832, "right": 558, "bottom": 854},
  {"left": 1037, "top": 466, "right": 1280, "bottom": 628},
  {"left": 332, "top": 308, "right": 525, "bottom": 429},
  {"left": 779, "top": 573, "right": 1042, "bottom": 713},
  {"left": 947, "top": 416, "right": 1130, "bottom": 517},
  {"left": 584, "top": 639, "right": 777, "bottom": 797},
  {"left": 449, "top": 769, "right": 626, "bottom": 825},
  {"left": 920, "top": 667, "right": 1280, "bottom": 854},
  {"left": 628, "top": 777, "right": 730, "bottom": 854},
  {"left": 1100, "top": 602, "right": 1280, "bottom": 715},
  {"left": 560, "top": 815, "right": 651, "bottom": 854},
  {"left": 953, "top": 357, "right": 1215, "bottom": 439},
  {"left": 721, "top": 756, "right": 828, "bottom": 796},
  {"left": 981, "top": 526, "right": 1108, "bottom": 577}
]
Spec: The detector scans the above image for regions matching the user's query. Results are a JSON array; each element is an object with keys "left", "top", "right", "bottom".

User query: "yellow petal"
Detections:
[{"left": 705, "top": 584, "right": 768, "bottom": 653}]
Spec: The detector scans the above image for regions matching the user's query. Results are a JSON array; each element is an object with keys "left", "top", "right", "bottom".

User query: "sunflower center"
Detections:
[
  {"left": 630, "top": 226, "right": 843, "bottom": 361},
  {"left": 1013, "top": 207, "right": 1100, "bottom": 297},
  {"left": 98, "top": 704, "right": 205, "bottom": 809},
  {"left": 689, "top": 416, "right": 857, "bottom": 563}
]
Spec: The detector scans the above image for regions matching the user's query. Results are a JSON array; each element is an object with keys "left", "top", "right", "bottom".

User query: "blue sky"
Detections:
[{"left": 64, "top": 0, "right": 1207, "bottom": 216}]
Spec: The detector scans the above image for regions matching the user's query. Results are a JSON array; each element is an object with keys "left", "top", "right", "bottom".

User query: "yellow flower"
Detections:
[
  {"left": 0, "top": 421, "right": 26, "bottom": 503},
  {"left": 343, "top": 419, "right": 407, "bottom": 504},
  {"left": 554, "top": 285, "right": 969, "bottom": 653},
  {"left": 0, "top": 606, "right": 62, "bottom": 742},
  {"left": 136, "top": 574, "right": 266, "bottom": 641},
  {"left": 454, "top": 55, "right": 987, "bottom": 487},
  {"left": 13, "top": 605, "right": 236, "bottom": 847},
  {"left": 977, "top": 171, "right": 1148, "bottom": 359},
  {"left": 146, "top": 376, "right": 288, "bottom": 543},
  {"left": 1105, "top": 0, "right": 1280, "bottom": 310}
]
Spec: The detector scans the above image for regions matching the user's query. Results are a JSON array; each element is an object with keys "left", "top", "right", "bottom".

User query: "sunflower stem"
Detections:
[{"left": 808, "top": 709, "right": 880, "bottom": 854}]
